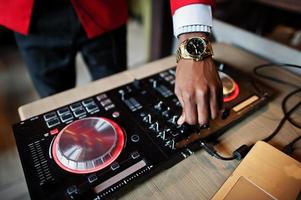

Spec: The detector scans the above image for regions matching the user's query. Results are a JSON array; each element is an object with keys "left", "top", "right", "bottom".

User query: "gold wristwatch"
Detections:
[{"left": 176, "top": 36, "right": 213, "bottom": 63}]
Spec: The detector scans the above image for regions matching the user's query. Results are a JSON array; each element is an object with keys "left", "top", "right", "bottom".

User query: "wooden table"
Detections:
[{"left": 18, "top": 43, "right": 301, "bottom": 200}]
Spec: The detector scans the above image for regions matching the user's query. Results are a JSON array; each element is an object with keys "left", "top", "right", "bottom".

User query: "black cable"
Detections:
[
  {"left": 263, "top": 101, "right": 301, "bottom": 142},
  {"left": 253, "top": 63, "right": 301, "bottom": 88},
  {"left": 199, "top": 141, "right": 237, "bottom": 161},
  {"left": 282, "top": 135, "right": 301, "bottom": 155},
  {"left": 282, "top": 88, "right": 301, "bottom": 129}
]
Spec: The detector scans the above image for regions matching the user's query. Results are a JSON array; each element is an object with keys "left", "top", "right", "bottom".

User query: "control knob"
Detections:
[
  {"left": 154, "top": 101, "right": 164, "bottom": 110},
  {"left": 149, "top": 121, "right": 160, "bottom": 132},
  {"left": 143, "top": 114, "right": 153, "bottom": 124},
  {"left": 118, "top": 89, "right": 126, "bottom": 101}
]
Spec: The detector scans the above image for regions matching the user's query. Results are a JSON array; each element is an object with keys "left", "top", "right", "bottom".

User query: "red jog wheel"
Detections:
[
  {"left": 52, "top": 117, "right": 124, "bottom": 174},
  {"left": 219, "top": 71, "right": 240, "bottom": 102}
]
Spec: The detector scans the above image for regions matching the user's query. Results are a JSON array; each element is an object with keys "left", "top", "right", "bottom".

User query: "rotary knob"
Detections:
[
  {"left": 149, "top": 121, "right": 160, "bottom": 132},
  {"left": 154, "top": 101, "right": 164, "bottom": 110},
  {"left": 143, "top": 114, "right": 152, "bottom": 124},
  {"left": 118, "top": 89, "right": 126, "bottom": 101}
]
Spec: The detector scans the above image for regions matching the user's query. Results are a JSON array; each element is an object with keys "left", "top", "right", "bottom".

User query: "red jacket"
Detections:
[{"left": 0, "top": 0, "right": 214, "bottom": 39}]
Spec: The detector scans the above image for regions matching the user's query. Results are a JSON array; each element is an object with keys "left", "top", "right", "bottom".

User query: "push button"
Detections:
[
  {"left": 131, "top": 134, "right": 140, "bottom": 143},
  {"left": 57, "top": 107, "right": 70, "bottom": 116},
  {"left": 46, "top": 118, "right": 60, "bottom": 128},
  {"left": 100, "top": 99, "right": 112, "bottom": 107},
  {"left": 85, "top": 104, "right": 99, "bottom": 113},
  {"left": 60, "top": 113, "right": 74, "bottom": 123},
  {"left": 131, "top": 151, "right": 140, "bottom": 159},
  {"left": 110, "top": 162, "right": 120, "bottom": 171},
  {"left": 96, "top": 94, "right": 108, "bottom": 101},
  {"left": 87, "top": 174, "right": 98, "bottom": 183},
  {"left": 221, "top": 108, "right": 230, "bottom": 120},
  {"left": 73, "top": 108, "right": 86, "bottom": 117},
  {"left": 50, "top": 128, "right": 59, "bottom": 135},
  {"left": 66, "top": 185, "right": 78, "bottom": 196},
  {"left": 43, "top": 112, "right": 57, "bottom": 121},
  {"left": 70, "top": 103, "right": 82, "bottom": 111},
  {"left": 82, "top": 98, "right": 94, "bottom": 106}
]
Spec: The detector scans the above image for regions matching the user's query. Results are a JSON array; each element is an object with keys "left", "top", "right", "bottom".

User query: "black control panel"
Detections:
[{"left": 13, "top": 62, "right": 274, "bottom": 200}]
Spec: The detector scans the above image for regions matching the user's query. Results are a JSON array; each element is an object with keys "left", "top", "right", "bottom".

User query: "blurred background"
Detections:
[{"left": 0, "top": 0, "right": 301, "bottom": 199}]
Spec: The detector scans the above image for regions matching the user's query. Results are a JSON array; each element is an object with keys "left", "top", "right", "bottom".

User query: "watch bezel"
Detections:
[{"left": 184, "top": 37, "right": 207, "bottom": 60}]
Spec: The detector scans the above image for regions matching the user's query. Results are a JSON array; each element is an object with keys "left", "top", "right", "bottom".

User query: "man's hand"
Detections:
[{"left": 175, "top": 33, "right": 223, "bottom": 126}]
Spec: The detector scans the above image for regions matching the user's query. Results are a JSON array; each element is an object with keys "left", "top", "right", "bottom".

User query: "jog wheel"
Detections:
[
  {"left": 219, "top": 71, "right": 240, "bottom": 102},
  {"left": 52, "top": 117, "right": 124, "bottom": 174}
]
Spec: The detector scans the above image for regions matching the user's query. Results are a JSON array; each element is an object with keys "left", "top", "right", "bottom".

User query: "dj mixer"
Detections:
[{"left": 13, "top": 62, "right": 274, "bottom": 200}]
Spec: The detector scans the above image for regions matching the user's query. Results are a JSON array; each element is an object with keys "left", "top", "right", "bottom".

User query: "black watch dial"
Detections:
[{"left": 186, "top": 37, "right": 206, "bottom": 56}]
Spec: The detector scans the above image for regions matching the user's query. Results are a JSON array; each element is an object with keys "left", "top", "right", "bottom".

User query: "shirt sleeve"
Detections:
[{"left": 172, "top": 4, "right": 213, "bottom": 38}]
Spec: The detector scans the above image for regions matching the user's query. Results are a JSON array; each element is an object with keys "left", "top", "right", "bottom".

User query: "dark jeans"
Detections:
[{"left": 15, "top": 1, "right": 127, "bottom": 97}]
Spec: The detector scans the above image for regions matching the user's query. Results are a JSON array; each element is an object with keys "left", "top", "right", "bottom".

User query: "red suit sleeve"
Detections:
[{"left": 170, "top": 0, "right": 215, "bottom": 15}]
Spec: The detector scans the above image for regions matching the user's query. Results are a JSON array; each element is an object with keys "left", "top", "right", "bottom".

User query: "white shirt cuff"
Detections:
[{"left": 172, "top": 4, "right": 213, "bottom": 38}]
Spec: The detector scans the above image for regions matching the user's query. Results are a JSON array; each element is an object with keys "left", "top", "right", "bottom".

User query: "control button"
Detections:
[
  {"left": 105, "top": 104, "right": 115, "bottom": 111},
  {"left": 100, "top": 99, "right": 112, "bottom": 107},
  {"left": 96, "top": 94, "right": 108, "bottom": 101},
  {"left": 66, "top": 185, "right": 78, "bottom": 196},
  {"left": 112, "top": 111, "right": 120, "bottom": 118},
  {"left": 110, "top": 162, "right": 120, "bottom": 171},
  {"left": 159, "top": 72, "right": 169, "bottom": 78},
  {"left": 154, "top": 101, "right": 164, "bottom": 111},
  {"left": 129, "top": 98, "right": 142, "bottom": 109},
  {"left": 169, "top": 115, "right": 179, "bottom": 125},
  {"left": 50, "top": 128, "right": 59, "bottom": 135},
  {"left": 43, "top": 112, "right": 57, "bottom": 121},
  {"left": 179, "top": 124, "right": 196, "bottom": 136},
  {"left": 152, "top": 80, "right": 157, "bottom": 88},
  {"left": 60, "top": 113, "right": 74, "bottom": 123},
  {"left": 162, "top": 108, "right": 171, "bottom": 118},
  {"left": 85, "top": 104, "right": 99, "bottom": 113},
  {"left": 162, "top": 128, "right": 172, "bottom": 139},
  {"left": 131, "top": 151, "right": 140, "bottom": 159},
  {"left": 131, "top": 134, "right": 140, "bottom": 142},
  {"left": 156, "top": 85, "right": 173, "bottom": 98},
  {"left": 57, "top": 107, "right": 70, "bottom": 116},
  {"left": 46, "top": 118, "right": 60, "bottom": 128},
  {"left": 221, "top": 108, "right": 230, "bottom": 120},
  {"left": 157, "top": 131, "right": 166, "bottom": 140},
  {"left": 87, "top": 174, "right": 98, "bottom": 183},
  {"left": 118, "top": 89, "right": 126, "bottom": 101},
  {"left": 124, "top": 99, "right": 136, "bottom": 111},
  {"left": 153, "top": 122, "right": 160, "bottom": 132},
  {"left": 73, "top": 108, "right": 86, "bottom": 117},
  {"left": 143, "top": 114, "right": 152, "bottom": 124},
  {"left": 70, "top": 103, "right": 82, "bottom": 111},
  {"left": 82, "top": 98, "right": 94, "bottom": 106},
  {"left": 165, "top": 139, "right": 176, "bottom": 150}
]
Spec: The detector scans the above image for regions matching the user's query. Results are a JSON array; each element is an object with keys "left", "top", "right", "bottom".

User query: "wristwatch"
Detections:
[{"left": 176, "top": 36, "right": 213, "bottom": 63}]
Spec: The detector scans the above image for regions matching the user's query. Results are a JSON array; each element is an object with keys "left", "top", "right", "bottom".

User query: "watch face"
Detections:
[{"left": 186, "top": 37, "right": 205, "bottom": 56}]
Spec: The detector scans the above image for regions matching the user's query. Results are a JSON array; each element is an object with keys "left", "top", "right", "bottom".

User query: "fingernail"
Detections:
[{"left": 177, "top": 115, "right": 184, "bottom": 125}]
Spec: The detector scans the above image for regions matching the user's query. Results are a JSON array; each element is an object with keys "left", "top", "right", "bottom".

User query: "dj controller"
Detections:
[{"left": 13, "top": 62, "right": 274, "bottom": 200}]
